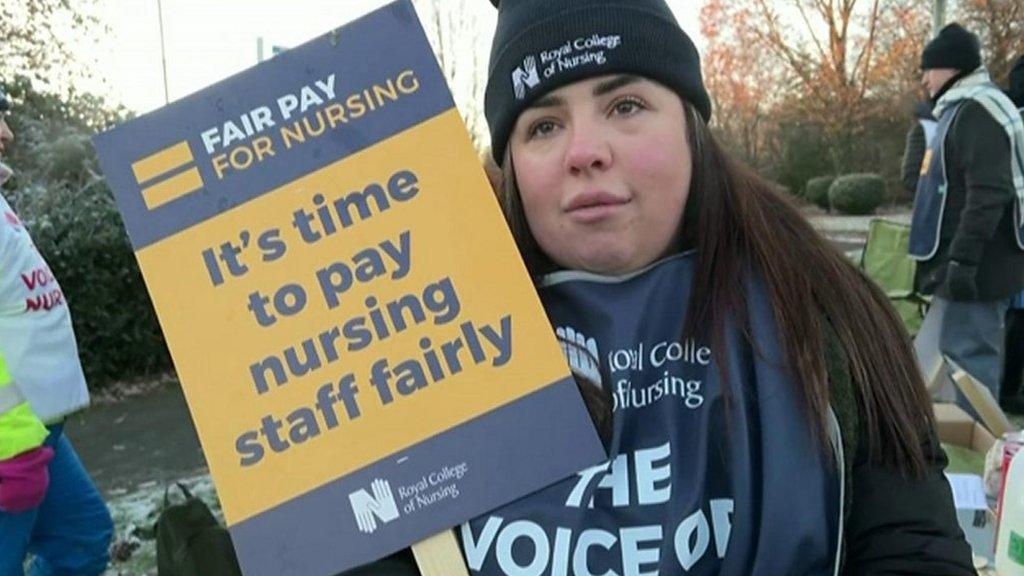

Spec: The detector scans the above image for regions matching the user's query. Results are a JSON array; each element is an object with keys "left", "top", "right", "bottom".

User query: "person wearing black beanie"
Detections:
[
  {"left": 920, "top": 23, "right": 982, "bottom": 104},
  {"left": 910, "top": 21, "right": 1024, "bottom": 426},
  {"left": 341, "top": 3, "right": 974, "bottom": 574},
  {"left": 483, "top": 0, "right": 710, "bottom": 163},
  {"left": 921, "top": 23, "right": 982, "bottom": 73}
]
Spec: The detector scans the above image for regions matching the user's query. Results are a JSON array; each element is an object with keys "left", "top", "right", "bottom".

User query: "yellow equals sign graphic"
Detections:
[{"left": 132, "top": 141, "right": 204, "bottom": 210}]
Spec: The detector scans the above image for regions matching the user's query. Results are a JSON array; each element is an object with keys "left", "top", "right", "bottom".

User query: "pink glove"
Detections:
[{"left": 0, "top": 446, "right": 55, "bottom": 513}]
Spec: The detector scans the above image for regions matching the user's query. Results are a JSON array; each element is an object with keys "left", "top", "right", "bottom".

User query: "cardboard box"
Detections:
[
  {"left": 947, "top": 357, "right": 1020, "bottom": 439},
  {"left": 935, "top": 402, "right": 998, "bottom": 453}
]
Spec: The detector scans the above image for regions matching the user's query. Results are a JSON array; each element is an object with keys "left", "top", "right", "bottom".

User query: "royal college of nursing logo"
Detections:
[
  {"left": 130, "top": 141, "right": 205, "bottom": 210},
  {"left": 556, "top": 325, "right": 602, "bottom": 388},
  {"left": 510, "top": 34, "right": 623, "bottom": 101},
  {"left": 511, "top": 55, "right": 541, "bottom": 100},
  {"left": 349, "top": 478, "right": 400, "bottom": 534}
]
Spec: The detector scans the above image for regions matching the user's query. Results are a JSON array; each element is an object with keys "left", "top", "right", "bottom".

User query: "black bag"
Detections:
[{"left": 155, "top": 482, "right": 243, "bottom": 576}]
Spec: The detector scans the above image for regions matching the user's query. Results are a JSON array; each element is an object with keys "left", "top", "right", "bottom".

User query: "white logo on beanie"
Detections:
[
  {"left": 511, "top": 34, "right": 623, "bottom": 100},
  {"left": 512, "top": 55, "right": 541, "bottom": 100}
]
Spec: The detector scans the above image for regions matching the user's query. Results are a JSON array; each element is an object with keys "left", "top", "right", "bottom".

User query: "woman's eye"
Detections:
[
  {"left": 611, "top": 98, "right": 645, "bottom": 116},
  {"left": 528, "top": 120, "right": 558, "bottom": 139}
]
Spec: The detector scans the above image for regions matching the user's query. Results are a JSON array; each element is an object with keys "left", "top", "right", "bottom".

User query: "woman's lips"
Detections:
[{"left": 565, "top": 192, "right": 630, "bottom": 223}]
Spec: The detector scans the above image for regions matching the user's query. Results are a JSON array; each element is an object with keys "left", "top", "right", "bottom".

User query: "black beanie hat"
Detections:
[
  {"left": 484, "top": 0, "right": 711, "bottom": 162},
  {"left": 921, "top": 23, "right": 981, "bottom": 72}
]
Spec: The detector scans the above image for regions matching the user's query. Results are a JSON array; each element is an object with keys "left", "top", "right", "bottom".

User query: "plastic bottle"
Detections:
[{"left": 997, "top": 447, "right": 1024, "bottom": 575}]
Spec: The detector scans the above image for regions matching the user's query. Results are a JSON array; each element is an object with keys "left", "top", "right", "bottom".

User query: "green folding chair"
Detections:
[{"left": 859, "top": 218, "right": 930, "bottom": 336}]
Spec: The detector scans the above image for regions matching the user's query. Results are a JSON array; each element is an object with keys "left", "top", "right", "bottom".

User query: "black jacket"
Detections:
[
  {"left": 915, "top": 100, "right": 1024, "bottom": 301},
  {"left": 339, "top": 331, "right": 975, "bottom": 576},
  {"left": 825, "top": 328, "right": 974, "bottom": 576}
]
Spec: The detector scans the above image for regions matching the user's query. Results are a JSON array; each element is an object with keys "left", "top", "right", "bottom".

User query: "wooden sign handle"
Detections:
[{"left": 412, "top": 529, "right": 469, "bottom": 576}]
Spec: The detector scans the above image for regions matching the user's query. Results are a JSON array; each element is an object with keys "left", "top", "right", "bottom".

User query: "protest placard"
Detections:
[{"left": 93, "top": 2, "right": 605, "bottom": 574}]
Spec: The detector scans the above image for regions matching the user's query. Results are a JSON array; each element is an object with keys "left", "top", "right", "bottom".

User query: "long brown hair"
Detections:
[{"left": 498, "top": 101, "right": 935, "bottom": 475}]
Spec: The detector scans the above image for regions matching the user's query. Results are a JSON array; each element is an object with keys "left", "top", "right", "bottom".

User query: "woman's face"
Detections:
[{"left": 510, "top": 75, "right": 692, "bottom": 275}]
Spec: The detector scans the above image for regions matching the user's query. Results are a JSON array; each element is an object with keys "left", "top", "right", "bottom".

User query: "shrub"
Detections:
[
  {"left": 38, "top": 134, "right": 96, "bottom": 188},
  {"left": 804, "top": 176, "right": 835, "bottom": 209},
  {"left": 829, "top": 173, "right": 888, "bottom": 215}
]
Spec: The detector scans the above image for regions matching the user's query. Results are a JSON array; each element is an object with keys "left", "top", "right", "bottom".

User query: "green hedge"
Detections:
[
  {"left": 805, "top": 176, "right": 835, "bottom": 209},
  {"left": 829, "top": 173, "right": 887, "bottom": 215}
]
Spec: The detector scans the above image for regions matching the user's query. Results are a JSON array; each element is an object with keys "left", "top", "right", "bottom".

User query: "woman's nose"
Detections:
[{"left": 564, "top": 120, "right": 611, "bottom": 175}]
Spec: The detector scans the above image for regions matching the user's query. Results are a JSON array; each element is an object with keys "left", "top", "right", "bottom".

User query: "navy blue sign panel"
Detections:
[{"left": 94, "top": 1, "right": 454, "bottom": 252}]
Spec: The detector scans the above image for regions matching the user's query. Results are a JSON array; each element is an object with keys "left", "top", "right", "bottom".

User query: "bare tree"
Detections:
[
  {"left": 704, "top": 0, "right": 929, "bottom": 170},
  {"left": 954, "top": 0, "right": 1024, "bottom": 84},
  {"left": 1, "top": 0, "right": 103, "bottom": 92},
  {"left": 701, "top": 0, "right": 789, "bottom": 166},
  {"left": 413, "top": 0, "right": 492, "bottom": 153}
]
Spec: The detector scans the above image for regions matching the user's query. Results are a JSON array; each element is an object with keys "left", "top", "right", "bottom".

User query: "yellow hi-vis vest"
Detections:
[{"left": 0, "top": 353, "right": 48, "bottom": 460}]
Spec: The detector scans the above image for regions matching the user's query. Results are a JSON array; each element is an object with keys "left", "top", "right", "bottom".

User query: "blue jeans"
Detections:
[
  {"left": 0, "top": 426, "right": 113, "bottom": 576},
  {"left": 922, "top": 296, "right": 1011, "bottom": 420}
]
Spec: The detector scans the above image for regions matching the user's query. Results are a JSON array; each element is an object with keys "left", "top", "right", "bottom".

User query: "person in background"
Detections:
[
  {"left": 901, "top": 100, "right": 938, "bottom": 196},
  {"left": 1001, "top": 53, "right": 1024, "bottom": 414},
  {"left": 0, "top": 84, "right": 113, "bottom": 576},
  {"left": 909, "top": 24, "right": 1024, "bottom": 417}
]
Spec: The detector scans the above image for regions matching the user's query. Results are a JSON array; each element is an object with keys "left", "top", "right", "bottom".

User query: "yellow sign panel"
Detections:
[{"left": 138, "top": 110, "right": 569, "bottom": 524}]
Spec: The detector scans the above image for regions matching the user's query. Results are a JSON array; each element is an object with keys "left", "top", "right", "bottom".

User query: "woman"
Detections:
[
  {"left": 345, "top": 0, "right": 975, "bottom": 573},
  {"left": 0, "top": 86, "right": 113, "bottom": 576},
  {"left": 900, "top": 100, "right": 937, "bottom": 196}
]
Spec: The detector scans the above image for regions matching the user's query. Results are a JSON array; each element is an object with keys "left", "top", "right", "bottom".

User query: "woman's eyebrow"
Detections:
[
  {"left": 528, "top": 94, "right": 563, "bottom": 109},
  {"left": 593, "top": 75, "right": 641, "bottom": 96},
  {"left": 526, "top": 75, "right": 642, "bottom": 109}
]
